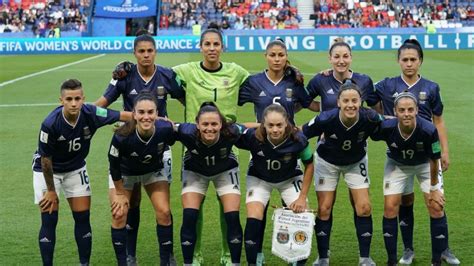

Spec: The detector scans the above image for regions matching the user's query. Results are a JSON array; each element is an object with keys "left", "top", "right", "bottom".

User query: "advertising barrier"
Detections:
[{"left": 1, "top": 31, "right": 473, "bottom": 55}]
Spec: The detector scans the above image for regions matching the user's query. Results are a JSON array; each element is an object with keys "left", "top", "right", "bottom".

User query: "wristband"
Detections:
[{"left": 430, "top": 183, "right": 440, "bottom": 191}]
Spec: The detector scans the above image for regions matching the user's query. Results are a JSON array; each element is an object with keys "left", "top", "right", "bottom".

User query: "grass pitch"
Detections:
[{"left": 0, "top": 50, "right": 473, "bottom": 265}]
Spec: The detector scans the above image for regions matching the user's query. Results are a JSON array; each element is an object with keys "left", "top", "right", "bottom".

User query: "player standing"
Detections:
[
  {"left": 373, "top": 39, "right": 459, "bottom": 265},
  {"left": 306, "top": 38, "right": 380, "bottom": 112},
  {"left": 95, "top": 32, "right": 184, "bottom": 265},
  {"left": 32, "top": 79, "right": 130, "bottom": 266},
  {"left": 235, "top": 104, "right": 314, "bottom": 265},
  {"left": 175, "top": 103, "right": 245, "bottom": 265},
  {"left": 302, "top": 80, "right": 383, "bottom": 266},
  {"left": 108, "top": 92, "right": 176, "bottom": 266},
  {"left": 172, "top": 25, "right": 249, "bottom": 265},
  {"left": 238, "top": 39, "right": 316, "bottom": 264},
  {"left": 371, "top": 92, "right": 446, "bottom": 266}
]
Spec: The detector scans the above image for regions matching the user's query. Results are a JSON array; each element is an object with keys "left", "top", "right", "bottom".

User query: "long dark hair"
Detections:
[
  {"left": 115, "top": 92, "right": 158, "bottom": 137},
  {"left": 255, "top": 104, "right": 299, "bottom": 143},
  {"left": 397, "top": 39, "right": 423, "bottom": 63},
  {"left": 195, "top": 102, "right": 237, "bottom": 140}
]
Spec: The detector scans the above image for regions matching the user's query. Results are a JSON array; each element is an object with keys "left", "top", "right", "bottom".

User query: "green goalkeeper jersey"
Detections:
[{"left": 173, "top": 61, "right": 249, "bottom": 122}]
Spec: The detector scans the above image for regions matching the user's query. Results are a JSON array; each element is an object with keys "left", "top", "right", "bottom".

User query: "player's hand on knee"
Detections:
[
  {"left": 39, "top": 191, "right": 58, "bottom": 214},
  {"left": 429, "top": 190, "right": 445, "bottom": 209},
  {"left": 111, "top": 194, "right": 129, "bottom": 218},
  {"left": 112, "top": 61, "right": 133, "bottom": 80}
]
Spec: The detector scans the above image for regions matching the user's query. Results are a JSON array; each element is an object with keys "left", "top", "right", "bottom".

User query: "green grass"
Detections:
[{"left": 0, "top": 50, "right": 473, "bottom": 265}]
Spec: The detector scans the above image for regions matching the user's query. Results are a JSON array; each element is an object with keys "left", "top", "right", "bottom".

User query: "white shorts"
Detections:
[
  {"left": 108, "top": 168, "right": 168, "bottom": 190},
  {"left": 246, "top": 175, "right": 303, "bottom": 206},
  {"left": 33, "top": 166, "right": 91, "bottom": 204},
  {"left": 383, "top": 158, "right": 437, "bottom": 195},
  {"left": 181, "top": 167, "right": 241, "bottom": 196},
  {"left": 314, "top": 154, "right": 370, "bottom": 191},
  {"left": 108, "top": 149, "right": 173, "bottom": 189}
]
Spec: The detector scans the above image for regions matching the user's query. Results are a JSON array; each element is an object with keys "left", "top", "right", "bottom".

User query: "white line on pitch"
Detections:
[
  {"left": 0, "top": 101, "right": 124, "bottom": 108},
  {"left": 0, "top": 54, "right": 106, "bottom": 88}
]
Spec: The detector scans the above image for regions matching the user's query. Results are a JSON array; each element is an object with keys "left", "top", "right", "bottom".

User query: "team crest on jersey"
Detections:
[
  {"left": 419, "top": 91, "right": 427, "bottom": 100},
  {"left": 357, "top": 132, "right": 365, "bottom": 142},
  {"left": 282, "top": 153, "right": 292, "bottom": 162},
  {"left": 220, "top": 148, "right": 227, "bottom": 158},
  {"left": 156, "top": 86, "right": 165, "bottom": 99},
  {"left": 416, "top": 142, "right": 424, "bottom": 152},
  {"left": 276, "top": 226, "right": 290, "bottom": 244},
  {"left": 285, "top": 88, "right": 293, "bottom": 100},
  {"left": 83, "top": 127, "right": 91, "bottom": 139},
  {"left": 294, "top": 230, "right": 309, "bottom": 245},
  {"left": 157, "top": 142, "right": 164, "bottom": 153},
  {"left": 418, "top": 91, "right": 427, "bottom": 104},
  {"left": 223, "top": 79, "right": 229, "bottom": 86}
]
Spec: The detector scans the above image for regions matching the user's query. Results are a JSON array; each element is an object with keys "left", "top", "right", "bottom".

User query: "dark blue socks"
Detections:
[
  {"left": 39, "top": 211, "right": 58, "bottom": 266},
  {"left": 72, "top": 210, "right": 92, "bottom": 264},
  {"left": 383, "top": 216, "right": 398, "bottom": 263},
  {"left": 111, "top": 227, "right": 127, "bottom": 266},
  {"left": 181, "top": 208, "right": 199, "bottom": 264}
]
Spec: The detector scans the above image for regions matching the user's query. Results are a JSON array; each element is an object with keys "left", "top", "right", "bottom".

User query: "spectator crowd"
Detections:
[
  {"left": 312, "top": 0, "right": 474, "bottom": 29},
  {"left": 0, "top": 0, "right": 89, "bottom": 36}
]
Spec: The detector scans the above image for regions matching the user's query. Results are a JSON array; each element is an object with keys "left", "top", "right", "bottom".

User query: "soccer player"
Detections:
[
  {"left": 235, "top": 104, "right": 314, "bottom": 265},
  {"left": 305, "top": 37, "right": 380, "bottom": 112},
  {"left": 238, "top": 38, "right": 317, "bottom": 124},
  {"left": 302, "top": 79, "right": 384, "bottom": 266},
  {"left": 172, "top": 25, "right": 249, "bottom": 265},
  {"left": 32, "top": 79, "right": 130, "bottom": 266},
  {"left": 237, "top": 39, "right": 316, "bottom": 264},
  {"left": 108, "top": 92, "right": 176, "bottom": 266},
  {"left": 95, "top": 32, "right": 184, "bottom": 265},
  {"left": 175, "top": 103, "right": 245, "bottom": 265},
  {"left": 371, "top": 92, "right": 446, "bottom": 266},
  {"left": 373, "top": 39, "right": 459, "bottom": 265}
]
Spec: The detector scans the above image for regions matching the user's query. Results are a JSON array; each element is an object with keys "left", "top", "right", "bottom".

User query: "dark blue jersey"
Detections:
[
  {"left": 306, "top": 71, "right": 378, "bottom": 111},
  {"left": 103, "top": 64, "right": 184, "bottom": 115},
  {"left": 108, "top": 120, "right": 176, "bottom": 180},
  {"left": 302, "top": 108, "right": 384, "bottom": 166},
  {"left": 33, "top": 104, "right": 120, "bottom": 173},
  {"left": 176, "top": 123, "right": 244, "bottom": 176},
  {"left": 374, "top": 76, "right": 443, "bottom": 122},
  {"left": 238, "top": 71, "right": 313, "bottom": 124},
  {"left": 371, "top": 116, "right": 441, "bottom": 165},
  {"left": 235, "top": 128, "right": 312, "bottom": 183}
]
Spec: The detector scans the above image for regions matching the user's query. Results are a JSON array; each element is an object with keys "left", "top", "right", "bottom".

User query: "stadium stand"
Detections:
[
  {"left": 0, "top": 0, "right": 89, "bottom": 35},
  {"left": 311, "top": 0, "right": 474, "bottom": 29}
]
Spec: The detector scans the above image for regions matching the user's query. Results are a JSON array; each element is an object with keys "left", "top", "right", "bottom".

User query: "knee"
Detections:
[
  {"left": 384, "top": 204, "right": 399, "bottom": 219},
  {"left": 318, "top": 204, "right": 333, "bottom": 219},
  {"left": 156, "top": 207, "right": 172, "bottom": 225},
  {"left": 401, "top": 193, "right": 415, "bottom": 206},
  {"left": 355, "top": 202, "right": 372, "bottom": 217},
  {"left": 428, "top": 202, "right": 444, "bottom": 218},
  {"left": 112, "top": 210, "right": 128, "bottom": 228}
]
